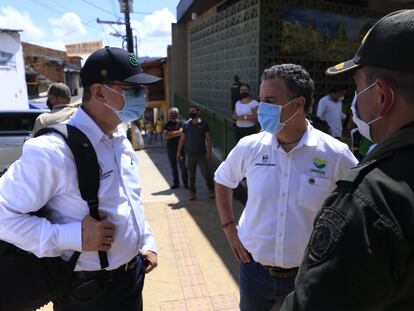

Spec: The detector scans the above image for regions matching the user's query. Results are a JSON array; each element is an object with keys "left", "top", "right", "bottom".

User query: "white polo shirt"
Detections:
[
  {"left": 317, "top": 95, "right": 346, "bottom": 138},
  {"left": 214, "top": 122, "right": 358, "bottom": 268},
  {"left": 0, "top": 107, "right": 156, "bottom": 271}
]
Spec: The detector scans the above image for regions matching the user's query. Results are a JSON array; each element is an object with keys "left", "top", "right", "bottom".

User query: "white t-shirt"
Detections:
[
  {"left": 214, "top": 122, "right": 358, "bottom": 267},
  {"left": 235, "top": 99, "right": 259, "bottom": 127},
  {"left": 316, "top": 95, "right": 346, "bottom": 138}
]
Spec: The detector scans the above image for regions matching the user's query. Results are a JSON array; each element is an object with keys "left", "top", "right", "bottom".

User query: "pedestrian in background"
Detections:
[
  {"left": 145, "top": 120, "right": 154, "bottom": 145},
  {"left": 233, "top": 83, "right": 259, "bottom": 142},
  {"left": 282, "top": 9, "right": 414, "bottom": 310},
  {"left": 32, "top": 82, "right": 77, "bottom": 135},
  {"left": 163, "top": 107, "right": 188, "bottom": 189},
  {"left": 155, "top": 117, "right": 163, "bottom": 143},
  {"left": 215, "top": 63, "right": 358, "bottom": 311},
  {"left": 316, "top": 86, "right": 346, "bottom": 139},
  {"left": 177, "top": 104, "right": 214, "bottom": 201}
]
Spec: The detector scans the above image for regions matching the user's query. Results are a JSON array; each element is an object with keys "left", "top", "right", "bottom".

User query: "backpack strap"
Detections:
[{"left": 35, "top": 124, "right": 109, "bottom": 269}]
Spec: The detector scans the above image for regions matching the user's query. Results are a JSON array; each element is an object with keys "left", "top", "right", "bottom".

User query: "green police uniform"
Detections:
[{"left": 281, "top": 122, "right": 414, "bottom": 311}]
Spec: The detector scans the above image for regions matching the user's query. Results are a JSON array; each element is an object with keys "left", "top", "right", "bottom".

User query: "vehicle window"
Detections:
[{"left": 0, "top": 113, "right": 40, "bottom": 132}]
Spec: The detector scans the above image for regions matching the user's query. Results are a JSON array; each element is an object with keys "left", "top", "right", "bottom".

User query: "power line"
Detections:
[{"left": 82, "top": 0, "right": 120, "bottom": 19}]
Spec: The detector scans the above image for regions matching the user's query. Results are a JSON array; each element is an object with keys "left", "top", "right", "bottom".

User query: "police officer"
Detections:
[
  {"left": 215, "top": 63, "right": 357, "bottom": 310},
  {"left": 32, "top": 82, "right": 77, "bottom": 135},
  {"left": 282, "top": 9, "right": 414, "bottom": 310},
  {"left": 0, "top": 47, "right": 160, "bottom": 310}
]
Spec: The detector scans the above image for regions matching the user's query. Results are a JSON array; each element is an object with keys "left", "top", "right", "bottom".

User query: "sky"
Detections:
[{"left": 0, "top": 0, "right": 180, "bottom": 57}]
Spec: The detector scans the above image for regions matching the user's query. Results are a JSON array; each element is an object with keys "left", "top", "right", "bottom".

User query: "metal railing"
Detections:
[{"left": 174, "top": 95, "right": 236, "bottom": 156}]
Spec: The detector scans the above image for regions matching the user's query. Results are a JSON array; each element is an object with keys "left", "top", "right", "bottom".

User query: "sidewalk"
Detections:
[
  {"left": 39, "top": 145, "right": 244, "bottom": 311},
  {"left": 140, "top": 145, "right": 243, "bottom": 311}
]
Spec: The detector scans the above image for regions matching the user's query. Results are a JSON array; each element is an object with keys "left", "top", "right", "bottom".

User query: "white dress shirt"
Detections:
[
  {"left": 317, "top": 95, "right": 346, "bottom": 138},
  {"left": 0, "top": 107, "right": 156, "bottom": 271},
  {"left": 214, "top": 122, "right": 358, "bottom": 268}
]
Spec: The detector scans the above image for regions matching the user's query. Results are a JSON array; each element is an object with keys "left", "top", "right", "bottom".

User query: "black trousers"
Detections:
[
  {"left": 53, "top": 257, "right": 145, "bottom": 311},
  {"left": 235, "top": 125, "right": 257, "bottom": 143},
  {"left": 167, "top": 149, "right": 188, "bottom": 187}
]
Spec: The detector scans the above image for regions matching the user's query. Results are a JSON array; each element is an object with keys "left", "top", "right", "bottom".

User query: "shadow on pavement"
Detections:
[{"left": 142, "top": 145, "right": 245, "bottom": 285}]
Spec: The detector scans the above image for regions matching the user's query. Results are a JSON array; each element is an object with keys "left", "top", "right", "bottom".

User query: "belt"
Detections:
[
  {"left": 259, "top": 264, "right": 298, "bottom": 278},
  {"left": 73, "top": 256, "right": 138, "bottom": 280}
]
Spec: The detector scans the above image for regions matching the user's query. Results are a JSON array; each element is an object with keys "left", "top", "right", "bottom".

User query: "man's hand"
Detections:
[
  {"left": 223, "top": 223, "right": 251, "bottom": 263},
  {"left": 140, "top": 250, "right": 158, "bottom": 273},
  {"left": 82, "top": 214, "right": 115, "bottom": 252},
  {"left": 176, "top": 152, "right": 183, "bottom": 161}
]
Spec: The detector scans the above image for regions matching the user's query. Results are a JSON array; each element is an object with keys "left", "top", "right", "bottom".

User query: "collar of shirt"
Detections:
[
  {"left": 68, "top": 107, "right": 124, "bottom": 149},
  {"left": 273, "top": 120, "right": 318, "bottom": 151}
]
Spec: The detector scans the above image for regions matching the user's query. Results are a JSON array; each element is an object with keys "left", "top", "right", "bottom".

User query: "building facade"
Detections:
[
  {"left": 0, "top": 29, "right": 29, "bottom": 110},
  {"left": 170, "top": 0, "right": 414, "bottom": 117},
  {"left": 22, "top": 42, "right": 82, "bottom": 97}
]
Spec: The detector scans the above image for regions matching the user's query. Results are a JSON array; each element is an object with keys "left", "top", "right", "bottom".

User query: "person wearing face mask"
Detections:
[
  {"left": 163, "top": 107, "right": 188, "bottom": 189},
  {"left": 233, "top": 83, "right": 259, "bottom": 142},
  {"left": 0, "top": 47, "right": 161, "bottom": 310},
  {"left": 214, "top": 63, "right": 358, "bottom": 311},
  {"left": 281, "top": 10, "right": 414, "bottom": 311},
  {"left": 32, "top": 82, "right": 77, "bottom": 135},
  {"left": 316, "top": 86, "right": 347, "bottom": 140},
  {"left": 176, "top": 104, "right": 214, "bottom": 201}
]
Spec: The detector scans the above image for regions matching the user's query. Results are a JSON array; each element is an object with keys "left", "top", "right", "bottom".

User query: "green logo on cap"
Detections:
[{"left": 129, "top": 54, "right": 139, "bottom": 67}]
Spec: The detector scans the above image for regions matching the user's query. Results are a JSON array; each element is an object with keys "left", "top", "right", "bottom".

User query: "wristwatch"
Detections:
[{"left": 243, "top": 115, "right": 247, "bottom": 120}]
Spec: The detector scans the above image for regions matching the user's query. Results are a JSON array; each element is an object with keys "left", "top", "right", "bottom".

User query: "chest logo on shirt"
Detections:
[
  {"left": 310, "top": 157, "right": 328, "bottom": 175},
  {"left": 98, "top": 162, "right": 113, "bottom": 181},
  {"left": 254, "top": 154, "right": 275, "bottom": 167}
]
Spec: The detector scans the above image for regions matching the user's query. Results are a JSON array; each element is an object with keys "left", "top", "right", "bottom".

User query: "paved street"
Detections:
[{"left": 40, "top": 145, "right": 244, "bottom": 311}]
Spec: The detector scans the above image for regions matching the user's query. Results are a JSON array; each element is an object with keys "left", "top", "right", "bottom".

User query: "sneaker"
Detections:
[
  {"left": 170, "top": 184, "right": 179, "bottom": 189},
  {"left": 189, "top": 194, "right": 196, "bottom": 201}
]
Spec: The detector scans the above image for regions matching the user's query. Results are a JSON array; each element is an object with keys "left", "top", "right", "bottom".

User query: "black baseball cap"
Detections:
[
  {"left": 326, "top": 9, "right": 414, "bottom": 76},
  {"left": 80, "top": 46, "right": 161, "bottom": 86}
]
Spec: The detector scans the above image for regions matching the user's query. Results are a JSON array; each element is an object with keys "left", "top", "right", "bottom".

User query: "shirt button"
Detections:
[
  {"left": 279, "top": 233, "right": 283, "bottom": 237},
  {"left": 281, "top": 193, "right": 286, "bottom": 197},
  {"left": 280, "top": 213, "right": 285, "bottom": 217},
  {"left": 284, "top": 173, "right": 288, "bottom": 177}
]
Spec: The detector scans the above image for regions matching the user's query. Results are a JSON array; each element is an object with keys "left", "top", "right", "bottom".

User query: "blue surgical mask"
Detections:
[
  {"left": 103, "top": 85, "right": 147, "bottom": 123},
  {"left": 258, "top": 99, "right": 298, "bottom": 135}
]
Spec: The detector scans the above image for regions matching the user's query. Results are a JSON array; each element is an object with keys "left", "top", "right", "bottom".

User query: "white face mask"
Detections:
[{"left": 351, "top": 81, "right": 381, "bottom": 141}]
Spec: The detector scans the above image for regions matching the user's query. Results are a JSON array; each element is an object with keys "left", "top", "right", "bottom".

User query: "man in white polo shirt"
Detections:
[{"left": 214, "top": 64, "right": 358, "bottom": 311}]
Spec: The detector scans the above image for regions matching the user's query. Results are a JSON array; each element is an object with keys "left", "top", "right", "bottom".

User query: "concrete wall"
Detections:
[
  {"left": 170, "top": 23, "right": 189, "bottom": 106},
  {"left": 0, "top": 31, "right": 28, "bottom": 110}
]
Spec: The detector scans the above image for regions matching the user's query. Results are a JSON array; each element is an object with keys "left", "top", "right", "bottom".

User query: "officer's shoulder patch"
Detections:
[{"left": 308, "top": 207, "right": 348, "bottom": 268}]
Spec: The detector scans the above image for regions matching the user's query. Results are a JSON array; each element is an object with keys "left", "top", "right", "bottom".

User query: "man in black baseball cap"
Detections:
[
  {"left": 282, "top": 9, "right": 414, "bottom": 310},
  {"left": 47, "top": 47, "right": 158, "bottom": 309}
]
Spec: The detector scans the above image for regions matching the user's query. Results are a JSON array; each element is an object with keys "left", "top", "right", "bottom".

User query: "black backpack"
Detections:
[{"left": 0, "top": 124, "right": 108, "bottom": 311}]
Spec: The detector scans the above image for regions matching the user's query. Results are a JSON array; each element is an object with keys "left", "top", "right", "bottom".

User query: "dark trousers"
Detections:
[
  {"left": 167, "top": 149, "right": 188, "bottom": 187},
  {"left": 240, "top": 260, "right": 297, "bottom": 311},
  {"left": 53, "top": 257, "right": 145, "bottom": 311},
  {"left": 186, "top": 154, "right": 214, "bottom": 194},
  {"left": 235, "top": 125, "right": 257, "bottom": 143}
]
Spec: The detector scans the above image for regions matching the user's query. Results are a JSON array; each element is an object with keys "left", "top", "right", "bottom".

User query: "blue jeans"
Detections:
[
  {"left": 54, "top": 256, "right": 145, "bottom": 311},
  {"left": 240, "top": 260, "right": 297, "bottom": 311}
]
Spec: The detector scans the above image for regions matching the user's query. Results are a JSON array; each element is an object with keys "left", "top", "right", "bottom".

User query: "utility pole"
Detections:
[
  {"left": 120, "top": 0, "right": 134, "bottom": 53},
  {"left": 96, "top": 0, "right": 135, "bottom": 54}
]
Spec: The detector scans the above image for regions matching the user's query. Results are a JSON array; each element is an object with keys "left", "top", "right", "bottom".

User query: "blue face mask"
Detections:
[
  {"left": 258, "top": 99, "right": 298, "bottom": 135},
  {"left": 103, "top": 86, "right": 147, "bottom": 123}
]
